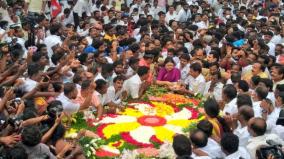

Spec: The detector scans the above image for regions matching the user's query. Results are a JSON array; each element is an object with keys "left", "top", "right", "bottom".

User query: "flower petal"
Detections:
[
  {"left": 102, "top": 122, "right": 140, "bottom": 138},
  {"left": 167, "top": 119, "right": 199, "bottom": 127},
  {"left": 165, "top": 108, "right": 192, "bottom": 120},
  {"left": 100, "top": 115, "right": 137, "bottom": 124},
  {"left": 129, "top": 126, "right": 155, "bottom": 144},
  {"left": 153, "top": 126, "right": 175, "bottom": 142},
  {"left": 163, "top": 124, "right": 183, "bottom": 134}
]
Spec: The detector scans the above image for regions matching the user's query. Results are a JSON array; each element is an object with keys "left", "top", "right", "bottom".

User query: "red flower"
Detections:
[
  {"left": 95, "top": 148, "right": 119, "bottom": 157},
  {"left": 150, "top": 135, "right": 163, "bottom": 144},
  {"left": 121, "top": 132, "right": 154, "bottom": 148},
  {"left": 96, "top": 123, "right": 113, "bottom": 139},
  {"left": 185, "top": 107, "right": 199, "bottom": 119}
]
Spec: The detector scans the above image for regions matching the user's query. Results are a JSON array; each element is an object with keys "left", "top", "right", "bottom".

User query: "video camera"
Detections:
[
  {"left": 40, "top": 101, "right": 63, "bottom": 134},
  {"left": 256, "top": 140, "right": 284, "bottom": 159},
  {"left": 0, "top": 115, "right": 23, "bottom": 132}
]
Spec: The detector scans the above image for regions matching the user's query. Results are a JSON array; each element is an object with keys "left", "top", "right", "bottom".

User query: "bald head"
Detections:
[
  {"left": 239, "top": 105, "right": 254, "bottom": 122},
  {"left": 248, "top": 117, "right": 267, "bottom": 137},
  {"left": 190, "top": 129, "right": 208, "bottom": 148}
]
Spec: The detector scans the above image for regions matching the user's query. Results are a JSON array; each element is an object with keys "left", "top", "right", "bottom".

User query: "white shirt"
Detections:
[
  {"left": 267, "top": 41, "right": 276, "bottom": 56},
  {"left": 106, "top": 86, "right": 122, "bottom": 104},
  {"left": 212, "top": 82, "right": 224, "bottom": 101},
  {"left": 176, "top": 9, "right": 191, "bottom": 23},
  {"left": 125, "top": 67, "right": 135, "bottom": 78},
  {"left": 253, "top": 101, "right": 262, "bottom": 117},
  {"left": 94, "top": 91, "right": 107, "bottom": 106},
  {"left": 176, "top": 63, "right": 190, "bottom": 82},
  {"left": 271, "top": 34, "right": 282, "bottom": 45},
  {"left": 123, "top": 74, "right": 142, "bottom": 99},
  {"left": 266, "top": 108, "right": 281, "bottom": 132},
  {"left": 73, "top": 0, "right": 91, "bottom": 17},
  {"left": 56, "top": 93, "right": 80, "bottom": 114},
  {"left": 225, "top": 147, "right": 251, "bottom": 159},
  {"left": 151, "top": 6, "right": 163, "bottom": 20},
  {"left": 271, "top": 125, "right": 284, "bottom": 141},
  {"left": 94, "top": 73, "right": 106, "bottom": 81},
  {"left": 233, "top": 126, "right": 251, "bottom": 147},
  {"left": 20, "top": 78, "right": 38, "bottom": 92},
  {"left": 247, "top": 134, "right": 284, "bottom": 159},
  {"left": 165, "top": 11, "right": 177, "bottom": 24},
  {"left": 185, "top": 74, "right": 206, "bottom": 95},
  {"left": 44, "top": 35, "right": 62, "bottom": 58},
  {"left": 200, "top": 138, "right": 225, "bottom": 158},
  {"left": 191, "top": 154, "right": 212, "bottom": 159},
  {"left": 86, "top": 36, "right": 93, "bottom": 45},
  {"left": 223, "top": 98, "right": 238, "bottom": 115},
  {"left": 26, "top": 0, "right": 45, "bottom": 13},
  {"left": 267, "top": 92, "right": 276, "bottom": 106}
]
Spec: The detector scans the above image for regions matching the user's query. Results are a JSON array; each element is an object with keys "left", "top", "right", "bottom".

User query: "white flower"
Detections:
[
  {"left": 121, "top": 149, "right": 139, "bottom": 159},
  {"left": 90, "top": 147, "right": 96, "bottom": 153},
  {"left": 158, "top": 142, "right": 176, "bottom": 158},
  {"left": 99, "top": 115, "right": 137, "bottom": 124},
  {"left": 86, "top": 150, "right": 92, "bottom": 157},
  {"left": 100, "top": 145, "right": 120, "bottom": 155}
]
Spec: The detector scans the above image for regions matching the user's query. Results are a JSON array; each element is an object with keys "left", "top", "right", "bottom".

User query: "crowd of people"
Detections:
[{"left": 0, "top": 0, "right": 284, "bottom": 158}]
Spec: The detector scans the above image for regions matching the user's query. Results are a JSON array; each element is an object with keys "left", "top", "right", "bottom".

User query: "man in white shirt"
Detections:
[
  {"left": 184, "top": 62, "right": 206, "bottom": 95},
  {"left": 222, "top": 84, "right": 238, "bottom": 115},
  {"left": 125, "top": 57, "right": 139, "bottom": 79},
  {"left": 263, "top": 31, "right": 276, "bottom": 56},
  {"left": 176, "top": 3, "right": 191, "bottom": 23},
  {"left": 176, "top": 54, "right": 190, "bottom": 82},
  {"left": 247, "top": 117, "right": 284, "bottom": 159},
  {"left": 190, "top": 129, "right": 224, "bottom": 159},
  {"left": 271, "top": 110, "right": 284, "bottom": 140},
  {"left": 271, "top": 66, "right": 284, "bottom": 91},
  {"left": 151, "top": 0, "right": 163, "bottom": 20},
  {"left": 172, "top": 134, "right": 211, "bottom": 159},
  {"left": 165, "top": 5, "right": 177, "bottom": 24},
  {"left": 270, "top": 26, "right": 282, "bottom": 45},
  {"left": 94, "top": 79, "right": 108, "bottom": 107},
  {"left": 19, "top": 63, "right": 40, "bottom": 93},
  {"left": 25, "top": 0, "right": 47, "bottom": 14},
  {"left": 44, "top": 23, "right": 63, "bottom": 59},
  {"left": 252, "top": 86, "right": 268, "bottom": 117},
  {"left": 176, "top": 2, "right": 191, "bottom": 23},
  {"left": 106, "top": 76, "right": 125, "bottom": 107},
  {"left": 94, "top": 64, "right": 114, "bottom": 85},
  {"left": 260, "top": 98, "right": 280, "bottom": 132},
  {"left": 234, "top": 105, "right": 254, "bottom": 147},
  {"left": 221, "top": 133, "right": 251, "bottom": 159},
  {"left": 73, "top": 0, "right": 92, "bottom": 17},
  {"left": 123, "top": 66, "right": 150, "bottom": 99},
  {"left": 56, "top": 82, "right": 93, "bottom": 115}
]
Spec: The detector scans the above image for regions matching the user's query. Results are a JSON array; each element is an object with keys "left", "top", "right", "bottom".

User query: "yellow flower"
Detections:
[
  {"left": 64, "top": 128, "right": 78, "bottom": 138},
  {"left": 153, "top": 126, "right": 175, "bottom": 142},
  {"left": 151, "top": 102, "right": 174, "bottom": 117},
  {"left": 119, "top": 108, "right": 144, "bottom": 117},
  {"left": 167, "top": 119, "right": 199, "bottom": 127},
  {"left": 103, "top": 122, "right": 140, "bottom": 138}
]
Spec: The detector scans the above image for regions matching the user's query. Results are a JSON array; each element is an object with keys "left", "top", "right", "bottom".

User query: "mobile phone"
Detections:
[{"left": 43, "top": 75, "right": 50, "bottom": 82}]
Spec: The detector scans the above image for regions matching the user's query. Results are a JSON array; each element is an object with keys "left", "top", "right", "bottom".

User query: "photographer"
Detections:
[
  {"left": 247, "top": 117, "right": 284, "bottom": 159},
  {"left": 20, "top": 125, "right": 56, "bottom": 159}
]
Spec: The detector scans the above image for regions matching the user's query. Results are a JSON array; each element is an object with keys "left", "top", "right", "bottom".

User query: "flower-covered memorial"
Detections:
[{"left": 69, "top": 86, "right": 203, "bottom": 158}]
